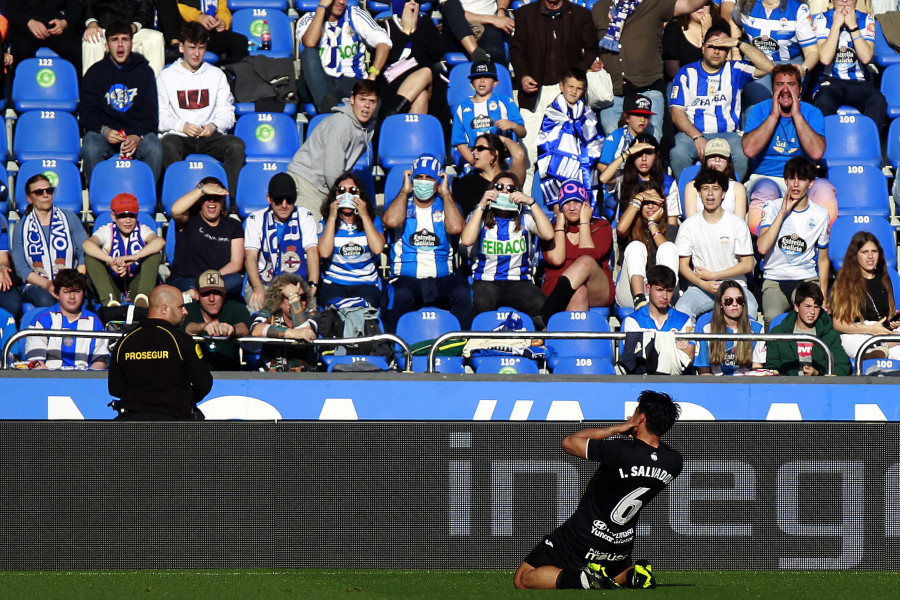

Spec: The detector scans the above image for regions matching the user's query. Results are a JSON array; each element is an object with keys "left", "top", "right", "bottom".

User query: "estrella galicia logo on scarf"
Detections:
[{"left": 106, "top": 84, "right": 138, "bottom": 112}]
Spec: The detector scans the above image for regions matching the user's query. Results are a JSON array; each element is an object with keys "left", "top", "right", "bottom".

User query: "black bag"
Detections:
[
  {"left": 316, "top": 307, "right": 394, "bottom": 363},
  {"left": 222, "top": 55, "right": 298, "bottom": 108}
]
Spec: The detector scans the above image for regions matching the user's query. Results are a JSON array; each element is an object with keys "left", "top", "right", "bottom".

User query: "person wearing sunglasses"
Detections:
[
  {"left": 452, "top": 132, "right": 527, "bottom": 216},
  {"left": 82, "top": 193, "right": 165, "bottom": 309},
  {"left": 695, "top": 280, "right": 766, "bottom": 375},
  {"left": 244, "top": 173, "right": 319, "bottom": 313},
  {"left": 674, "top": 169, "right": 756, "bottom": 320},
  {"left": 181, "top": 269, "right": 252, "bottom": 371},
  {"left": 614, "top": 180, "right": 680, "bottom": 310},
  {"left": 170, "top": 176, "right": 245, "bottom": 301},
  {"left": 318, "top": 172, "right": 385, "bottom": 310},
  {"left": 249, "top": 274, "right": 320, "bottom": 372},
  {"left": 11, "top": 174, "right": 88, "bottom": 308},
  {"left": 460, "top": 172, "right": 554, "bottom": 324}
]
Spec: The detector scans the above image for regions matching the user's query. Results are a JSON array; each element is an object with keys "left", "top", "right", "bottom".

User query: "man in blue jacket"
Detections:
[{"left": 79, "top": 19, "right": 162, "bottom": 185}]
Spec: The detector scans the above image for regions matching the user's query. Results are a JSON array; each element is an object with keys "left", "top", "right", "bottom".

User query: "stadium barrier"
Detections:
[
  {"left": 855, "top": 334, "right": 899, "bottom": 374},
  {"left": 0, "top": 421, "right": 895, "bottom": 570}
]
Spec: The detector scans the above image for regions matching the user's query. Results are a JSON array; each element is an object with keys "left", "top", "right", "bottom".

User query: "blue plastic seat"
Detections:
[
  {"left": 395, "top": 307, "right": 461, "bottom": 371},
  {"left": 881, "top": 64, "right": 900, "bottom": 121},
  {"left": 551, "top": 356, "right": 616, "bottom": 374},
  {"left": 676, "top": 163, "right": 701, "bottom": 215},
  {"left": 447, "top": 61, "right": 515, "bottom": 110},
  {"left": 232, "top": 8, "right": 293, "bottom": 58},
  {"left": 888, "top": 118, "right": 900, "bottom": 173},
  {"left": 0, "top": 114, "right": 7, "bottom": 164},
  {"left": 768, "top": 311, "right": 789, "bottom": 332},
  {"left": 12, "top": 57, "right": 79, "bottom": 113},
  {"left": 13, "top": 110, "right": 80, "bottom": 163},
  {"left": 165, "top": 218, "right": 177, "bottom": 264},
  {"left": 378, "top": 113, "right": 446, "bottom": 169},
  {"left": 473, "top": 355, "right": 540, "bottom": 374},
  {"left": 305, "top": 112, "right": 373, "bottom": 169},
  {"left": 323, "top": 355, "right": 391, "bottom": 371},
  {"left": 471, "top": 307, "right": 535, "bottom": 331},
  {"left": 13, "top": 305, "right": 51, "bottom": 361},
  {"left": 862, "top": 357, "right": 900, "bottom": 374},
  {"left": 160, "top": 158, "right": 229, "bottom": 215},
  {"left": 383, "top": 167, "right": 409, "bottom": 206},
  {"left": 14, "top": 159, "right": 82, "bottom": 214},
  {"left": 874, "top": 21, "right": 900, "bottom": 68},
  {"left": 227, "top": 0, "right": 288, "bottom": 9},
  {"left": 235, "top": 161, "right": 288, "bottom": 218},
  {"left": 545, "top": 310, "right": 613, "bottom": 370},
  {"left": 822, "top": 114, "right": 882, "bottom": 169},
  {"left": 828, "top": 165, "right": 890, "bottom": 218},
  {"left": 828, "top": 215, "right": 897, "bottom": 271},
  {"left": 0, "top": 164, "right": 9, "bottom": 216},
  {"left": 234, "top": 112, "right": 300, "bottom": 162},
  {"left": 88, "top": 158, "right": 157, "bottom": 215},
  {"left": 235, "top": 102, "right": 297, "bottom": 117},
  {"left": 409, "top": 355, "right": 466, "bottom": 373}
]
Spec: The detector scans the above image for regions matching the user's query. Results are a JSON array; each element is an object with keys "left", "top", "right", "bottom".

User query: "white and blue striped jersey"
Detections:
[
  {"left": 670, "top": 61, "right": 756, "bottom": 134},
  {"left": 741, "top": 0, "right": 816, "bottom": 62},
  {"left": 390, "top": 197, "right": 454, "bottom": 279},
  {"left": 296, "top": 6, "right": 392, "bottom": 79},
  {"left": 24, "top": 305, "right": 109, "bottom": 370},
  {"left": 470, "top": 214, "right": 536, "bottom": 282},
  {"left": 321, "top": 216, "right": 384, "bottom": 286},
  {"left": 813, "top": 10, "right": 876, "bottom": 81},
  {"left": 450, "top": 93, "right": 525, "bottom": 147},
  {"left": 622, "top": 304, "right": 693, "bottom": 334}
]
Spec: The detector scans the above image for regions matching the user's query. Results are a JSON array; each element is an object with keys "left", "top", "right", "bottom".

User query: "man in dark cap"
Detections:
[{"left": 182, "top": 269, "right": 252, "bottom": 371}]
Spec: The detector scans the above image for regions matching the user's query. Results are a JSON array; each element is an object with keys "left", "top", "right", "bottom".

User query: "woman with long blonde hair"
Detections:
[{"left": 695, "top": 280, "right": 766, "bottom": 375}]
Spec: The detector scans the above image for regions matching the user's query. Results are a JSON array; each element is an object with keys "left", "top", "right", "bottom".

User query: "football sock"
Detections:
[{"left": 556, "top": 568, "right": 589, "bottom": 589}]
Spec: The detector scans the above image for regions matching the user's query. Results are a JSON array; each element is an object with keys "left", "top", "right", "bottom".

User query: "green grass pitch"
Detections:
[{"left": 1, "top": 570, "right": 898, "bottom": 599}]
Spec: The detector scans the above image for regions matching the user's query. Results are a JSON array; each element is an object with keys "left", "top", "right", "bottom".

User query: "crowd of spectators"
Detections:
[{"left": 0, "top": 0, "right": 898, "bottom": 377}]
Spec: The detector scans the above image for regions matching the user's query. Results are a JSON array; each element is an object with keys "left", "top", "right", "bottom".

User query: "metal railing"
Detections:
[
  {"left": 425, "top": 331, "right": 835, "bottom": 375},
  {"left": 1, "top": 330, "right": 413, "bottom": 371},
  {"left": 854, "top": 334, "right": 899, "bottom": 375}
]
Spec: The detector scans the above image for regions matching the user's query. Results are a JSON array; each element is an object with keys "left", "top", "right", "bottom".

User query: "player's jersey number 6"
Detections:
[{"left": 611, "top": 487, "right": 650, "bottom": 526}]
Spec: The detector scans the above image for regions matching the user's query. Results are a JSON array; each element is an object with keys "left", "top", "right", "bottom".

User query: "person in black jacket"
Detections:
[
  {"left": 108, "top": 284, "right": 214, "bottom": 420},
  {"left": 79, "top": 20, "right": 162, "bottom": 185},
  {"left": 81, "top": 0, "right": 165, "bottom": 76},
  {"left": 5, "top": 0, "right": 82, "bottom": 71}
]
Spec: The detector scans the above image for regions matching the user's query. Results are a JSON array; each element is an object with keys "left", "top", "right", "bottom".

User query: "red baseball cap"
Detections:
[{"left": 110, "top": 193, "right": 139, "bottom": 214}]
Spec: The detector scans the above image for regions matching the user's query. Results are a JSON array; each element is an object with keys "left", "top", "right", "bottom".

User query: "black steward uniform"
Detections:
[
  {"left": 525, "top": 436, "right": 683, "bottom": 575},
  {"left": 108, "top": 317, "right": 213, "bottom": 419}
]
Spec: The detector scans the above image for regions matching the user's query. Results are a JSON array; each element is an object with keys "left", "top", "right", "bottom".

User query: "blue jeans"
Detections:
[
  {"left": 598, "top": 91, "right": 664, "bottom": 140},
  {"left": 81, "top": 130, "right": 163, "bottom": 185},
  {"left": 0, "top": 287, "right": 22, "bottom": 317},
  {"left": 20, "top": 283, "right": 56, "bottom": 308},
  {"left": 675, "top": 282, "right": 759, "bottom": 321},
  {"left": 670, "top": 131, "right": 749, "bottom": 182},
  {"left": 299, "top": 47, "right": 362, "bottom": 113}
]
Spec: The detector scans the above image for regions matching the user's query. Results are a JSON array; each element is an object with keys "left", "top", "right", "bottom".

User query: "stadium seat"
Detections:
[
  {"left": 11, "top": 57, "right": 79, "bottom": 113},
  {"left": 235, "top": 102, "right": 297, "bottom": 117},
  {"left": 822, "top": 114, "right": 882, "bottom": 170},
  {"left": 323, "top": 355, "right": 391, "bottom": 372},
  {"left": 447, "top": 61, "right": 515, "bottom": 110},
  {"left": 889, "top": 268, "right": 900, "bottom": 307},
  {"left": 444, "top": 52, "right": 469, "bottom": 68},
  {"left": 88, "top": 158, "right": 157, "bottom": 215},
  {"left": 234, "top": 112, "right": 300, "bottom": 163},
  {"left": 228, "top": 0, "right": 288, "bottom": 9},
  {"left": 551, "top": 356, "right": 616, "bottom": 374},
  {"left": 828, "top": 165, "right": 891, "bottom": 218},
  {"left": 232, "top": 8, "right": 293, "bottom": 58},
  {"left": 14, "top": 159, "right": 82, "bottom": 215},
  {"left": 409, "top": 355, "right": 466, "bottom": 373},
  {"left": 471, "top": 307, "right": 535, "bottom": 331},
  {"left": 676, "top": 163, "right": 701, "bottom": 215},
  {"left": 874, "top": 21, "right": 900, "bottom": 68},
  {"left": 0, "top": 115, "right": 8, "bottom": 164},
  {"left": 881, "top": 64, "right": 900, "bottom": 121},
  {"left": 383, "top": 167, "right": 408, "bottom": 205},
  {"left": 395, "top": 307, "right": 461, "bottom": 371},
  {"left": 545, "top": 310, "right": 613, "bottom": 370},
  {"left": 473, "top": 355, "right": 540, "bottom": 374},
  {"left": 11, "top": 305, "right": 50, "bottom": 362},
  {"left": 352, "top": 168, "right": 377, "bottom": 205},
  {"left": 305, "top": 113, "right": 373, "bottom": 169},
  {"left": 768, "top": 311, "right": 789, "bottom": 331},
  {"left": 0, "top": 164, "right": 9, "bottom": 216},
  {"left": 13, "top": 110, "right": 80, "bottom": 163},
  {"left": 235, "top": 161, "right": 288, "bottom": 218},
  {"left": 888, "top": 118, "right": 900, "bottom": 174},
  {"left": 160, "top": 158, "right": 229, "bottom": 215},
  {"left": 828, "top": 215, "right": 897, "bottom": 271},
  {"left": 378, "top": 113, "right": 446, "bottom": 170},
  {"left": 165, "top": 218, "right": 177, "bottom": 264},
  {"left": 861, "top": 357, "right": 900, "bottom": 374}
]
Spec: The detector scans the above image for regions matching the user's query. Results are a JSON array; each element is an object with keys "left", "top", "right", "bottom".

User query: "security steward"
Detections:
[{"left": 108, "top": 284, "right": 213, "bottom": 420}]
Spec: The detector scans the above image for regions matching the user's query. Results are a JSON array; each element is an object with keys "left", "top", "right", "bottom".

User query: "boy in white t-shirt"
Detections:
[
  {"left": 756, "top": 157, "right": 830, "bottom": 327},
  {"left": 674, "top": 169, "right": 757, "bottom": 319},
  {"left": 82, "top": 193, "right": 165, "bottom": 308}
]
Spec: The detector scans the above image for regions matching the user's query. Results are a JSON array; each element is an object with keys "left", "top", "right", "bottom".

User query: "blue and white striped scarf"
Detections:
[
  {"left": 22, "top": 206, "right": 74, "bottom": 279},
  {"left": 599, "top": 0, "right": 643, "bottom": 52},
  {"left": 261, "top": 207, "right": 306, "bottom": 284}
]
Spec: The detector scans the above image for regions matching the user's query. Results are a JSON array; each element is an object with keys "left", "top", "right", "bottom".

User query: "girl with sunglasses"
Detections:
[
  {"left": 599, "top": 133, "right": 681, "bottom": 226},
  {"left": 539, "top": 180, "right": 614, "bottom": 323},
  {"left": 682, "top": 138, "right": 747, "bottom": 219},
  {"left": 460, "top": 172, "right": 554, "bottom": 321},
  {"left": 318, "top": 172, "right": 385, "bottom": 310},
  {"left": 614, "top": 180, "right": 680, "bottom": 309},
  {"left": 452, "top": 133, "right": 527, "bottom": 216},
  {"left": 249, "top": 274, "right": 319, "bottom": 372},
  {"left": 695, "top": 280, "right": 766, "bottom": 375}
]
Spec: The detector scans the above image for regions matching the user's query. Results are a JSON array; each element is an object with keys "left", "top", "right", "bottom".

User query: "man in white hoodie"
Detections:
[{"left": 157, "top": 21, "right": 246, "bottom": 207}]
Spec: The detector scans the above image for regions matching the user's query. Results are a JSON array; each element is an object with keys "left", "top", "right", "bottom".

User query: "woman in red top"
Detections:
[{"left": 540, "top": 180, "right": 615, "bottom": 323}]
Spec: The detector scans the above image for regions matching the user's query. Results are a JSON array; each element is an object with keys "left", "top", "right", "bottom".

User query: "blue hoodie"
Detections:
[{"left": 80, "top": 51, "right": 159, "bottom": 137}]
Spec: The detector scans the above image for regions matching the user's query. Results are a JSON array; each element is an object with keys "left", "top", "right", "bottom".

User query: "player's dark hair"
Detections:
[
  {"left": 646, "top": 265, "right": 676, "bottom": 289},
  {"left": 53, "top": 268, "right": 87, "bottom": 295},
  {"left": 104, "top": 20, "right": 133, "bottom": 40},
  {"left": 703, "top": 19, "right": 732, "bottom": 43},
  {"left": 181, "top": 22, "right": 210, "bottom": 46},
  {"left": 783, "top": 156, "right": 816, "bottom": 182},
  {"left": 794, "top": 281, "right": 824, "bottom": 308},
  {"left": 636, "top": 390, "right": 680, "bottom": 436},
  {"left": 692, "top": 168, "right": 729, "bottom": 193},
  {"left": 351, "top": 78, "right": 380, "bottom": 98},
  {"left": 560, "top": 66, "right": 587, "bottom": 86}
]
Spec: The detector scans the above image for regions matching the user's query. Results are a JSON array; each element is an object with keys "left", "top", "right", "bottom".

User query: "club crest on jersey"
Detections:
[{"left": 433, "top": 210, "right": 444, "bottom": 223}]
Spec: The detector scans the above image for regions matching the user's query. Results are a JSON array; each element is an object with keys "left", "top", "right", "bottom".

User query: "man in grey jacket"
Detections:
[{"left": 287, "top": 79, "right": 378, "bottom": 221}]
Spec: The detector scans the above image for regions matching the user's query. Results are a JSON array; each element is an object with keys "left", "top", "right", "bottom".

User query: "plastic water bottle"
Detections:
[
  {"left": 203, "top": 0, "right": 217, "bottom": 16},
  {"left": 260, "top": 20, "right": 271, "bottom": 51}
]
